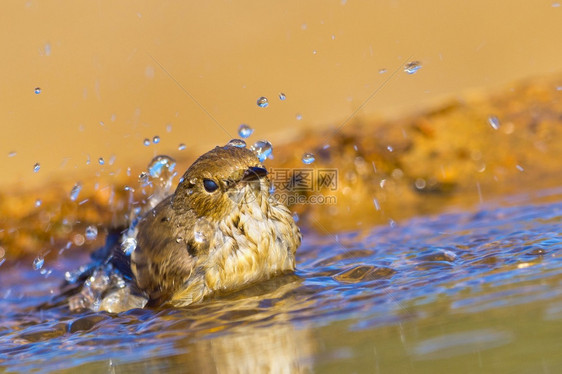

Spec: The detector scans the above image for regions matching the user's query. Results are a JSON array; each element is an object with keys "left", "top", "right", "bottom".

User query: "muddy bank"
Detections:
[{"left": 1, "top": 75, "right": 561, "bottom": 259}]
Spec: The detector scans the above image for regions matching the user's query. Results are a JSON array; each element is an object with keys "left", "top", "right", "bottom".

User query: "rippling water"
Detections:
[{"left": 1, "top": 188, "right": 561, "bottom": 373}]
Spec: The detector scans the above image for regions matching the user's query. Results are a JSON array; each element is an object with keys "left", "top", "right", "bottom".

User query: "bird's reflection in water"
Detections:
[{"left": 105, "top": 274, "right": 316, "bottom": 373}]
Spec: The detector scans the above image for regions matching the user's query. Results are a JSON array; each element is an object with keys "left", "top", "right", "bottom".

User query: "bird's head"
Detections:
[{"left": 173, "top": 145, "right": 269, "bottom": 221}]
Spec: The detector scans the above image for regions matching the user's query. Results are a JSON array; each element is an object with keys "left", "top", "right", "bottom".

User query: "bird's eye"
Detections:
[{"left": 203, "top": 179, "right": 219, "bottom": 193}]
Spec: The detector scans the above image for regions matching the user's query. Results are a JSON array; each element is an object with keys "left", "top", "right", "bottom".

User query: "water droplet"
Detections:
[
  {"left": 296, "top": 114, "right": 303, "bottom": 120},
  {"left": 73, "top": 234, "right": 85, "bottom": 246},
  {"left": 70, "top": 183, "right": 82, "bottom": 201},
  {"left": 143, "top": 138, "right": 150, "bottom": 146},
  {"left": 33, "top": 163, "right": 40, "bottom": 173},
  {"left": 373, "top": 198, "right": 381, "bottom": 211},
  {"left": 415, "top": 178, "right": 427, "bottom": 190},
  {"left": 34, "top": 87, "right": 41, "bottom": 94},
  {"left": 279, "top": 93, "right": 286, "bottom": 100},
  {"left": 121, "top": 237, "right": 137, "bottom": 255},
  {"left": 178, "top": 143, "right": 186, "bottom": 151},
  {"left": 227, "top": 139, "right": 247, "bottom": 148},
  {"left": 488, "top": 116, "right": 500, "bottom": 130},
  {"left": 44, "top": 43, "right": 51, "bottom": 56},
  {"left": 387, "top": 145, "right": 394, "bottom": 152},
  {"left": 257, "top": 96, "right": 269, "bottom": 108},
  {"left": 302, "top": 152, "right": 315, "bottom": 164},
  {"left": 98, "top": 157, "right": 105, "bottom": 165},
  {"left": 35, "top": 199, "right": 42, "bottom": 207},
  {"left": 139, "top": 171, "right": 150, "bottom": 187},
  {"left": 33, "top": 256, "right": 44, "bottom": 270},
  {"left": 331, "top": 35, "right": 336, "bottom": 40},
  {"left": 108, "top": 155, "right": 116, "bottom": 165},
  {"left": 194, "top": 218, "right": 213, "bottom": 246},
  {"left": 148, "top": 155, "right": 176, "bottom": 178},
  {"left": 404, "top": 61, "right": 422, "bottom": 74},
  {"left": 379, "top": 68, "right": 387, "bottom": 74},
  {"left": 292, "top": 212, "right": 300, "bottom": 222},
  {"left": 553, "top": 2, "right": 560, "bottom": 7},
  {"left": 250, "top": 140, "right": 273, "bottom": 162},
  {"left": 85, "top": 225, "right": 98, "bottom": 240},
  {"left": 153, "top": 136, "right": 160, "bottom": 144},
  {"left": 238, "top": 124, "right": 254, "bottom": 138},
  {"left": 166, "top": 123, "right": 173, "bottom": 132},
  {"left": 8, "top": 151, "right": 16, "bottom": 157},
  {"left": 516, "top": 164, "right": 524, "bottom": 172}
]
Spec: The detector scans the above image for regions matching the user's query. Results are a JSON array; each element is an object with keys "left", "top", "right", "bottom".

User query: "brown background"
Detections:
[{"left": 2, "top": 0, "right": 562, "bottom": 189}]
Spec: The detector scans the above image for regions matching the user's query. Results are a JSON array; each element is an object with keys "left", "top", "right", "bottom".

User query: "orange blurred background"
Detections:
[{"left": 2, "top": 0, "right": 562, "bottom": 189}]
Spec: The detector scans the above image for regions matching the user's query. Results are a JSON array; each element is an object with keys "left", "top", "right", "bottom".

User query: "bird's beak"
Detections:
[{"left": 241, "top": 166, "right": 268, "bottom": 182}]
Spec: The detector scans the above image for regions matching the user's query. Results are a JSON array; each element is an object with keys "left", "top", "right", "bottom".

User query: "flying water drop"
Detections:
[
  {"left": 251, "top": 140, "right": 273, "bottom": 162},
  {"left": 279, "top": 93, "right": 286, "bottom": 100},
  {"left": 296, "top": 114, "right": 303, "bottom": 120},
  {"left": 404, "top": 61, "right": 422, "bottom": 74},
  {"left": 98, "top": 157, "right": 105, "bottom": 165},
  {"left": 35, "top": 199, "right": 42, "bottom": 207},
  {"left": 178, "top": 143, "right": 186, "bottom": 151},
  {"left": 85, "top": 225, "right": 98, "bottom": 240},
  {"left": 257, "top": 96, "right": 269, "bottom": 108},
  {"left": 302, "top": 152, "right": 315, "bottom": 164},
  {"left": 33, "top": 163, "right": 40, "bottom": 173},
  {"left": 70, "top": 183, "right": 82, "bottom": 201},
  {"left": 488, "top": 116, "right": 500, "bottom": 130},
  {"left": 238, "top": 124, "right": 254, "bottom": 138},
  {"left": 34, "top": 87, "right": 42, "bottom": 94},
  {"left": 33, "top": 256, "right": 45, "bottom": 270},
  {"left": 153, "top": 136, "right": 160, "bottom": 144},
  {"left": 143, "top": 138, "right": 150, "bottom": 146}
]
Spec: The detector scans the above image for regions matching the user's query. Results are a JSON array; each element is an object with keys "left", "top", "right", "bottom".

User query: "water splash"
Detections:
[
  {"left": 143, "top": 155, "right": 177, "bottom": 210},
  {"left": 251, "top": 140, "right": 273, "bottom": 162},
  {"left": 238, "top": 124, "right": 254, "bottom": 139},
  {"left": 121, "top": 237, "right": 137, "bottom": 255}
]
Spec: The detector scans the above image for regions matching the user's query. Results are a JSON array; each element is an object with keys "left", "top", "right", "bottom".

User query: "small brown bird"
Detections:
[
  {"left": 58, "top": 144, "right": 301, "bottom": 312},
  {"left": 130, "top": 144, "right": 301, "bottom": 307}
]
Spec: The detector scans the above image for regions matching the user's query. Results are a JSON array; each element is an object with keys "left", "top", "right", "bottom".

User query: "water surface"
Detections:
[{"left": 1, "top": 188, "right": 561, "bottom": 373}]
